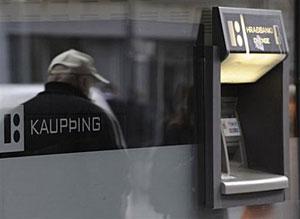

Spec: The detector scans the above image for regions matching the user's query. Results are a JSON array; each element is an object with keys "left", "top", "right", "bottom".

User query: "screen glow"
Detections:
[{"left": 221, "top": 53, "right": 286, "bottom": 83}]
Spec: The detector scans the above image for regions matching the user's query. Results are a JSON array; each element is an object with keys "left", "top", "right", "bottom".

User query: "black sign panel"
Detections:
[
  {"left": 218, "top": 7, "right": 288, "bottom": 54},
  {"left": 0, "top": 105, "right": 120, "bottom": 158}
]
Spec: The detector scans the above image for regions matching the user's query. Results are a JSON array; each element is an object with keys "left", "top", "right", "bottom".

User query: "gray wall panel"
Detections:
[
  {"left": 0, "top": 145, "right": 196, "bottom": 219},
  {"left": 0, "top": 144, "right": 297, "bottom": 218}
]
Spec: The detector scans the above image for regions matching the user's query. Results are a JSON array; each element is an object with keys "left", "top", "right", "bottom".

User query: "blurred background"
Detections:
[{"left": 0, "top": 0, "right": 296, "bottom": 146}]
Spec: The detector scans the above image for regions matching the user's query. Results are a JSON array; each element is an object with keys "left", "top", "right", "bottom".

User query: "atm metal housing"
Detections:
[{"left": 194, "top": 7, "right": 289, "bottom": 209}]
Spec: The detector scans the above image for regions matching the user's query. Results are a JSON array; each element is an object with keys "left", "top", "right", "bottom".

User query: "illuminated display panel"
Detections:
[
  {"left": 221, "top": 53, "right": 286, "bottom": 83},
  {"left": 218, "top": 7, "right": 288, "bottom": 84}
]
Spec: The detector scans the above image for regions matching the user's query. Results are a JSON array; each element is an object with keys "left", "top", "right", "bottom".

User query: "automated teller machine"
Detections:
[{"left": 194, "top": 7, "right": 289, "bottom": 208}]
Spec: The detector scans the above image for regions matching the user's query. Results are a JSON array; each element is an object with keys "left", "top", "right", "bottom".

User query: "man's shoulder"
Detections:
[{"left": 23, "top": 91, "right": 106, "bottom": 115}]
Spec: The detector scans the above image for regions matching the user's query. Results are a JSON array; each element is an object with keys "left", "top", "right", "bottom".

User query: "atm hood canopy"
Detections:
[{"left": 215, "top": 7, "right": 289, "bottom": 84}]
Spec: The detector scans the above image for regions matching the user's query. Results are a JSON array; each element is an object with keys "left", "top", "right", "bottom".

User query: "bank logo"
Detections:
[
  {"left": 0, "top": 105, "right": 24, "bottom": 153},
  {"left": 227, "top": 20, "right": 244, "bottom": 47},
  {"left": 30, "top": 116, "right": 101, "bottom": 136},
  {"left": 253, "top": 35, "right": 265, "bottom": 51}
]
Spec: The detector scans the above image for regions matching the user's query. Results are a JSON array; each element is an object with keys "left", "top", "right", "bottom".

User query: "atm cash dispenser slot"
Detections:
[
  {"left": 220, "top": 96, "right": 288, "bottom": 195},
  {"left": 195, "top": 7, "right": 289, "bottom": 208}
]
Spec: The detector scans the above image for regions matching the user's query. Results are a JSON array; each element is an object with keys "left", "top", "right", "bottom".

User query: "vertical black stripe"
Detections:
[{"left": 4, "top": 114, "right": 11, "bottom": 144}]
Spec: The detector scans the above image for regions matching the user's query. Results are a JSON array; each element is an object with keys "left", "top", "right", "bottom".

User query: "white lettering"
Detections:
[
  {"left": 31, "top": 120, "right": 39, "bottom": 135},
  {"left": 60, "top": 118, "right": 68, "bottom": 133},
  {"left": 78, "top": 117, "right": 81, "bottom": 132},
  {"left": 93, "top": 117, "right": 101, "bottom": 131},
  {"left": 40, "top": 119, "right": 49, "bottom": 134},
  {"left": 30, "top": 116, "right": 102, "bottom": 136},
  {"left": 246, "top": 26, "right": 274, "bottom": 34},
  {"left": 69, "top": 118, "right": 77, "bottom": 133},
  {"left": 82, "top": 117, "right": 91, "bottom": 132},
  {"left": 49, "top": 118, "right": 58, "bottom": 134}
]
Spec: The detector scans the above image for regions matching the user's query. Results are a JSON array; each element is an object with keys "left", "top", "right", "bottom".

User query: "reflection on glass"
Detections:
[
  {"left": 241, "top": 205, "right": 274, "bottom": 219},
  {"left": 163, "top": 85, "right": 195, "bottom": 145},
  {"left": 1, "top": 29, "right": 196, "bottom": 148},
  {"left": 289, "top": 84, "right": 297, "bottom": 137}
]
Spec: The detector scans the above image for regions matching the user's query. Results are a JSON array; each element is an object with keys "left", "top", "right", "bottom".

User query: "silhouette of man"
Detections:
[{"left": 22, "top": 49, "right": 123, "bottom": 155}]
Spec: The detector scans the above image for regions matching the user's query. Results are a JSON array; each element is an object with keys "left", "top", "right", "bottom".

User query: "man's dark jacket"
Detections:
[{"left": 23, "top": 82, "right": 118, "bottom": 155}]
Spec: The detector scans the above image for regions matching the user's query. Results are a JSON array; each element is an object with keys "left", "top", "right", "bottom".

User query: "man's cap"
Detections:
[{"left": 48, "top": 49, "right": 110, "bottom": 84}]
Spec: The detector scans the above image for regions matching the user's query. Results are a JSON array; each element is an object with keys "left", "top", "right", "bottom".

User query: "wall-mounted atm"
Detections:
[{"left": 194, "top": 7, "right": 289, "bottom": 208}]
